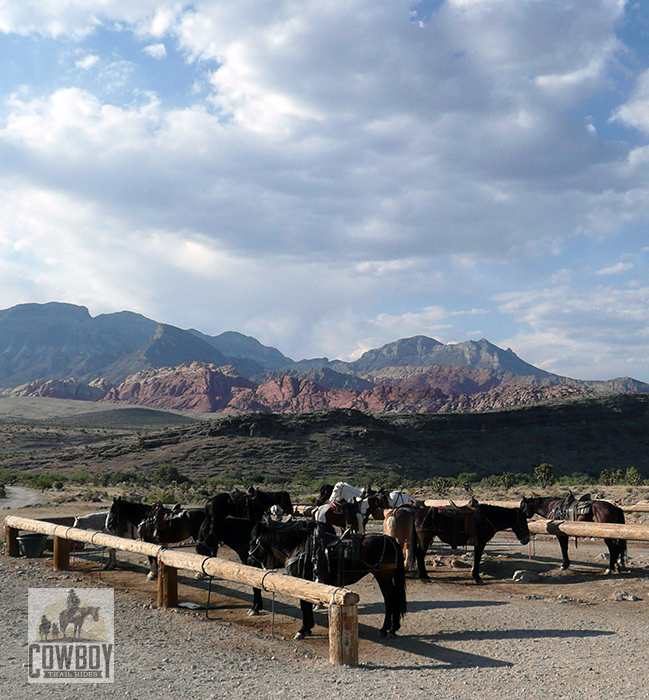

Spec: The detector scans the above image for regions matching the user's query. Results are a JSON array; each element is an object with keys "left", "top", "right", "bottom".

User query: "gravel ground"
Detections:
[{"left": 2, "top": 526, "right": 649, "bottom": 700}]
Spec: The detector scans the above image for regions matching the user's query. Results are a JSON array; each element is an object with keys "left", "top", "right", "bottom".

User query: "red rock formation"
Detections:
[{"left": 103, "top": 362, "right": 256, "bottom": 412}]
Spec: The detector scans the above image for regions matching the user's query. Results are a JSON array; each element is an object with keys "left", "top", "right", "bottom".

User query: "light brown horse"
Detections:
[{"left": 383, "top": 505, "right": 418, "bottom": 571}]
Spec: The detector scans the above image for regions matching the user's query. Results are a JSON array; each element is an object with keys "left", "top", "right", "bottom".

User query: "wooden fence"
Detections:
[{"left": 3, "top": 515, "right": 360, "bottom": 666}]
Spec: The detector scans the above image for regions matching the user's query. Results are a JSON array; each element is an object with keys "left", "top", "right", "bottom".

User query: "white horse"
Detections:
[
  {"left": 386, "top": 491, "right": 415, "bottom": 508},
  {"left": 328, "top": 482, "right": 364, "bottom": 503}
]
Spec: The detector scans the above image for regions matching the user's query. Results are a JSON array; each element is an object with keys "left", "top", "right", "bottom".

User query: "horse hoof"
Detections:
[
  {"left": 194, "top": 573, "right": 206, "bottom": 580},
  {"left": 379, "top": 629, "right": 388, "bottom": 638},
  {"left": 294, "top": 631, "right": 308, "bottom": 640},
  {"left": 147, "top": 573, "right": 157, "bottom": 581},
  {"left": 247, "top": 609, "right": 261, "bottom": 617}
]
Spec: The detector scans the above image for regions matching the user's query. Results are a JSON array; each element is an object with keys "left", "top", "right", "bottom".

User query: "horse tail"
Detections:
[
  {"left": 407, "top": 512, "right": 417, "bottom": 572},
  {"left": 392, "top": 540, "right": 407, "bottom": 621}
]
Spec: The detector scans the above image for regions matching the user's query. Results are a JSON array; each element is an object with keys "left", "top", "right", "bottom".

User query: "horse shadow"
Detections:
[{"left": 365, "top": 627, "right": 616, "bottom": 670}]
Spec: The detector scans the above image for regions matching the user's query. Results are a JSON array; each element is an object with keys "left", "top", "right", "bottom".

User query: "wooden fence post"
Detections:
[
  {"left": 4, "top": 525, "right": 19, "bottom": 557},
  {"left": 328, "top": 603, "right": 359, "bottom": 666},
  {"left": 53, "top": 536, "right": 70, "bottom": 571},
  {"left": 157, "top": 560, "right": 178, "bottom": 609}
]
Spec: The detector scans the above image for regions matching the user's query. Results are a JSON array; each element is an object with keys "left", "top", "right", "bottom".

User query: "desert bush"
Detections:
[
  {"left": 428, "top": 477, "right": 453, "bottom": 497},
  {"left": 534, "top": 463, "right": 555, "bottom": 489},
  {"left": 600, "top": 468, "right": 623, "bottom": 486},
  {"left": 626, "top": 467, "right": 644, "bottom": 486},
  {"left": 154, "top": 465, "right": 190, "bottom": 485},
  {"left": 456, "top": 472, "right": 479, "bottom": 493}
]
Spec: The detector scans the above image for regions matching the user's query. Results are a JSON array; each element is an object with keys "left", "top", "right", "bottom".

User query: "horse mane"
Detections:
[{"left": 251, "top": 519, "right": 319, "bottom": 552}]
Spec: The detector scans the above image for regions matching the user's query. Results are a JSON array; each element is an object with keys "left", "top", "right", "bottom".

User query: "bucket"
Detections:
[{"left": 17, "top": 533, "right": 48, "bottom": 558}]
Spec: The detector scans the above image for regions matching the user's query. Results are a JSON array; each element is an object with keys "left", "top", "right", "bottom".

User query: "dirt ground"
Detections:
[{"left": 0, "top": 504, "right": 649, "bottom": 700}]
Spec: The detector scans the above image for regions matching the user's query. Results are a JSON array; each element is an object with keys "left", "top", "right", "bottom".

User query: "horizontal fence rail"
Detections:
[
  {"left": 4, "top": 515, "right": 360, "bottom": 666},
  {"left": 527, "top": 519, "right": 649, "bottom": 541}
]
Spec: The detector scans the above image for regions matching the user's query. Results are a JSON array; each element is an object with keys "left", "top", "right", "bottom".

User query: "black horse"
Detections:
[
  {"left": 414, "top": 502, "right": 531, "bottom": 583},
  {"left": 195, "top": 515, "right": 265, "bottom": 615},
  {"left": 248, "top": 520, "right": 407, "bottom": 639},
  {"left": 205, "top": 487, "right": 293, "bottom": 523},
  {"left": 520, "top": 494, "right": 626, "bottom": 573}
]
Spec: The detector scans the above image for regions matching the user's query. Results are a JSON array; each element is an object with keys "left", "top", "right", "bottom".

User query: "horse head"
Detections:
[
  {"left": 278, "top": 490, "right": 294, "bottom": 516},
  {"left": 518, "top": 497, "right": 536, "bottom": 519},
  {"left": 513, "top": 507, "right": 531, "bottom": 545}
]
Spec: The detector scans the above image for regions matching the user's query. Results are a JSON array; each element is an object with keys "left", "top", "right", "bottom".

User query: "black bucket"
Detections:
[{"left": 17, "top": 533, "right": 48, "bottom": 558}]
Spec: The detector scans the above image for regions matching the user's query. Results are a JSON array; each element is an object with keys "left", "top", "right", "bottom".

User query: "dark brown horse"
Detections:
[
  {"left": 248, "top": 520, "right": 407, "bottom": 639},
  {"left": 413, "top": 501, "right": 531, "bottom": 583},
  {"left": 108, "top": 497, "right": 205, "bottom": 580},
  {"left": 205, "top": 487, "right": 293, "bottom": 523},
  {"left": 520, "top": 494, "right": 626, "bottom": 573},
  {"left": 137, "top": 501, "right": 206, "bottom": 546}
]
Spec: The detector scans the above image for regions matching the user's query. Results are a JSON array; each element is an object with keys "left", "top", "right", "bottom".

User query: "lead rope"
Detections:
[{"left": 260, "top": 568, "right": 278, "bottom": 637}]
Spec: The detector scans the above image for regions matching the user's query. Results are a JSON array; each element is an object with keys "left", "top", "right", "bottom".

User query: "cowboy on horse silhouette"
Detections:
[{"left": 66, "top": 589, "right": 80, "bottom": 614}]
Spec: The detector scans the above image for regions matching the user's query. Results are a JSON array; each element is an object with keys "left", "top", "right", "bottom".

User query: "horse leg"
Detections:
[
  {"left": 147, "top": 555, "right": 158, "bottom": 580},
  {"left": 294, "top": 600, "right": 314, "bottom": 640},
  {"left": 471, "top": 542, "right": 485, "bottom": 584},
  {"left": 415, "top": 534, "right": 432, "bottom": 582},
  {"left": 378, "top": 579, "right": 397, "bottom": 637},
  {"left": 248, "top": 587, "right": 264, "bottom": 616},
  {"left": 557, "top": 534, "right": 570, "bottom": 569},
  {"left": 603, "top": 538, "right": 626, "bottom": 574},
  {"left": 103, "top": 548, "right": 117, "bottom": 571}
]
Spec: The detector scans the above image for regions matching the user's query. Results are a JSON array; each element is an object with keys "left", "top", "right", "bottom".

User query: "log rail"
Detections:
[{"left": 3, "top": 515, "right": 360, "bottom": 666}]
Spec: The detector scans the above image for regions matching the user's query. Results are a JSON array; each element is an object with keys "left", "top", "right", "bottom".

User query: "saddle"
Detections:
[
  {"left": 548, "top": 492, "right": 593, "bottom": 521},
  {"left": 308, "top": 525, "right": 363, "bottom": 584},
  {"left": 417, "top": 501, "right": 477, "bottom": 547}
]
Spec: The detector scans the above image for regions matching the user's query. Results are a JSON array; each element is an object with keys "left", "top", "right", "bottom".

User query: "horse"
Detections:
[
  {"left": 135, "top": 502, "right": 207, "bottom": 579},
  {"left": 195, "top": 515, "right": 266, "bottom": 614},
  {"left": 383, "top": 505, "right": 419, "bottom": 571},
  {"left": 315, "top": 483, "right": 335, "bottom": 506},
  {"left": 73, "top": 510, "right": 117, "bottom": 570},
  {"left": 205, "top": 487, "right": 293, "bottom": 523},
  {"left": 312, "top": 492, "right": 388, "bottom": 534},
  {"left": 385, "top": 491, "right": 416, "bottom": 508},
  {"left": 413, "top": 501, "right": 531, "bottom": 583},
  {"left": 106, "top": 497, "right": 157, "bottom": 577},
  {"left": 520, "top": 493, "right": 627, "bottom": 573},
  {"left": 248, "top": 520, "right": 407, "bottom": 639},
  {"left": 59, "top": 606, "right": 99, "bottom": 638},
  {"left": 137, "top": 501, "right": 206, "bottom": 545}
]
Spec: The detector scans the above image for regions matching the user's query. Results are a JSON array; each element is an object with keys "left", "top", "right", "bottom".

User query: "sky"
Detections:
[{"left": 1, "top": 1, "right": 649, "bottom": 381}]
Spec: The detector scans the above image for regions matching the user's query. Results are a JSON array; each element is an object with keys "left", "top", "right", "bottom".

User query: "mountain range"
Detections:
[{"left": 1, "top": 301, "right": 647, "bottom": 414}]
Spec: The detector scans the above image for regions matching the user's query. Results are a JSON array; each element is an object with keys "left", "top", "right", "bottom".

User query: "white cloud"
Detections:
[
  {"left": 496, "top": 282, "right": 649, "bottom": 379},
  {"left": 612, "top": 69, "right": 649, "bottom": 135},
  {"left": 596, "top": 262, "right": 634, "bottom": 275},
  {"left": 142, "top": 43, "right": 166, "bottom": 60},
  {"left": 75, "top": 54, "right": 99, "bottom": 70}
]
